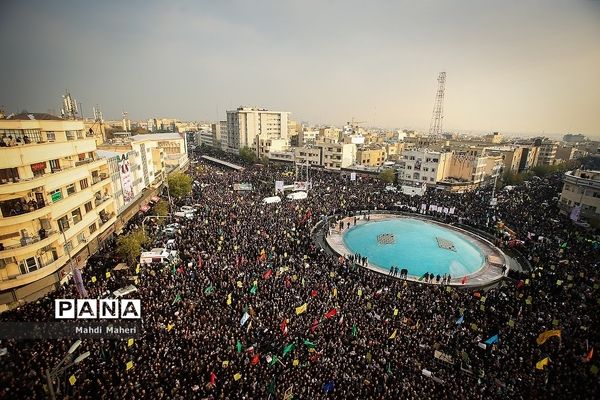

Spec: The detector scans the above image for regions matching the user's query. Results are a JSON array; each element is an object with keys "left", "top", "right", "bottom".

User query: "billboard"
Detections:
[{"left": 118, "top": 154, "right": 134, "bottom": 203}]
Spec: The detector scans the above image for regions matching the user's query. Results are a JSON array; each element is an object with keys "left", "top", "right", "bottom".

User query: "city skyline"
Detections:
[{"left": 1, "top": 0, "right": 599, "bottom": 138}]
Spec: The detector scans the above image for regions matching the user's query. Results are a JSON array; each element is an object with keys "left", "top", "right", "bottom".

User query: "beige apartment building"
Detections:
[
  {"left": 356, "top": 146, "right": 387, "bottom": 167},
  {"left": 0, "top": 114, "right": 117, "bottom": 310},
  {"left": 559, "top": 169, "right": 600, "bottom": 222},
  {"left": 226, "top": 107, "right": 290, "bottom": 155},
  {"left": 294, "top": 146, "right": 322, "bottom": 167},
  {"left": 320, "top": 143, "right": 356, "bottom": 170},
  {"left": 398, "top": 149, "right": 452, "bottom": 185}
]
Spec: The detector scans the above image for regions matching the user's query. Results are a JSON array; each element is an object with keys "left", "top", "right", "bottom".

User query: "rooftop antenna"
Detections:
[{"left": 61, "top": 90, "right": 79, "bottom": 119}]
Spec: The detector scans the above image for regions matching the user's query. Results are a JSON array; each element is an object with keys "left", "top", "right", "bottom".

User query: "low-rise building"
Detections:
[
  {"left": 356, "top": 146, "right": 386, "bottom": 167},
  {"left": 319, "top": 143, "right": 356, "bottom": 170},
  {"left": 559, "top": 169, "right": 600, "bottom": 222},
  {"left": 398, "top": 149, "right": 452, "bottom": 186}
]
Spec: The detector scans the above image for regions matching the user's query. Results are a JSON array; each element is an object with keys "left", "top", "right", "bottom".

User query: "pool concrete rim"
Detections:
[{"left": 323, "top": 213, "right": 509, "bottom": 288}]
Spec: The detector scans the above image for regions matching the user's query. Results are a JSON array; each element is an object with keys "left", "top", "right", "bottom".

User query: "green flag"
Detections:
[
  {"left": 236, "top": 340, "right": 242, "bottom": 353},
  {"left": 303, "top": 339, "right": 315, "bottom": 349},
  {"left": 172, "top": 294, "right": 181, "bottom": 305},
  {"left": 171, "top": 264, "right": 177, "bottom": 275},
  {"left": 268, "top": 377, "right": 276, "bottom": 394},
  {"left": 387, "top": 362, "right": 392, "bottom": 375},
  {"left": 250, "top": 284, "right": 258, "bottom": 295},
  {"left": 269, "top": 355, "right": 279, "bottom": 366},
  {"left": 204, "top": 285, "right": 214, "bottom": 295},
  {"left": 282, "top": 343, "right": 295, "bottom": 357},
  {"left": 352, "top": 324, "right": 357, "bottom": 337}
]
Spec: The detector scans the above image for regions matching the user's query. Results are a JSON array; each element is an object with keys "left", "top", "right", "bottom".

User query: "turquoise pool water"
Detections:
[{"left": 343, "top": 218, "right": 484, "bottom": 278}]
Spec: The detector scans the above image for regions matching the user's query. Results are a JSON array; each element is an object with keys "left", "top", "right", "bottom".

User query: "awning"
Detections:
[
  {"left": 140, "top": 205, "right": 151, "bottom": 212},
  {"left": 151, "top": 196, "right": 160, "bottom": 202}
]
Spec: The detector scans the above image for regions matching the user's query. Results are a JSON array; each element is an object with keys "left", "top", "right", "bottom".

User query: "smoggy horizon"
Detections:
[{"left": 1, "top": 0, "right": 599, "bottom": 138}]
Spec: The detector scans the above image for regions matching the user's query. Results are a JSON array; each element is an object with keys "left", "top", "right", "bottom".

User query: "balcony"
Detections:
[
  {"left": 94, "top": 195, "right": 111, "bottom": 207},
  {"left": 91, "top": 174, "right": 110, "bottom": 186},
  {"left": 0, "top": 253, "right": 66, "bottom": 290},
  {"left": 0, "top": 230, "right": 59, "bottom": 258},
  {"left": 98, "top": 212, "right": 116, "bottom": 228},
  {"left": 0, "top": 199, "right": 51, "bottom": 227}
]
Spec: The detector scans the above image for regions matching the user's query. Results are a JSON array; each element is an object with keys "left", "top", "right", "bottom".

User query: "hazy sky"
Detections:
[{"left": 1, "top": 0, "right": 599, "bottom": 137}]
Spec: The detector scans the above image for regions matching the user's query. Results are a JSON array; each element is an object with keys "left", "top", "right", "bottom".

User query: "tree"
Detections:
[
  {"left": 116, "top": 230, "right": 148, "bottom": 265},
  {"left": 153, "top": 200, "right": 169, "bottom": 218},
  {"left": 378, "top": 168, "right": 395, "bottom": 184},
  {"left": 239, "top": 146, "right": 258, "bottom": 164},
  {"left": 167, "top": 173, "right": 192, "bottom": 198}
]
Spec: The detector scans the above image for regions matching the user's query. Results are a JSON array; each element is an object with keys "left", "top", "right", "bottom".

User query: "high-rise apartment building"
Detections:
[
  {"left": 226, "top": 107, "right": 289, "bottom": 155},
  {"left": 0, "top": 114, "right": 116, "bottom": 310}
]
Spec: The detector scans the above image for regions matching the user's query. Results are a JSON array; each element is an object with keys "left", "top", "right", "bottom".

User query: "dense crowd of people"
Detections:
[{"left": 1, "top": 148, "right": 598, "bottom": 399}]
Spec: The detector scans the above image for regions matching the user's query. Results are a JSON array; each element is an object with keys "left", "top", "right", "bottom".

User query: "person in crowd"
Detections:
[{"left": 0, "top": 147, "right": 597, "bottom": 399}]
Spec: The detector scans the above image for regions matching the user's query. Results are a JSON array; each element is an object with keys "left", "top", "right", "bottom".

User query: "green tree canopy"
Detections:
[
  {"left": 378, "top": 168, "right": 395, "bottom": 184},
  {"left": 167, "top": 173, "right": 192, "bottom": 197},
  {"left": 153, "top": 200, "right": 169, "bottom": 217},
  {"left": 239, "top": 146, "right": 258, "bottom": 164},
  {"left": 116, "top": 229, "right": 148, "bottom": 265}
]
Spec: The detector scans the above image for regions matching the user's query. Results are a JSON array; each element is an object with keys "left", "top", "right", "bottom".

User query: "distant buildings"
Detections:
[{"left": 563, "top": 133, "right": 586, "bottom": 143}]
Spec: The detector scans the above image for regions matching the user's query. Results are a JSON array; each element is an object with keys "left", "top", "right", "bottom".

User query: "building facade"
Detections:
[
  {"left": 559, "top": 169, "right": 600, "bottom": 222},
  {"left": 0, "top": 114, "right": 116, "bottom": 310},
  {"left": 398, "top": 149, "right": 452, "bottom": 186},
  {"left": 226, "top": 107, "right": 290, "bottom": 155}
]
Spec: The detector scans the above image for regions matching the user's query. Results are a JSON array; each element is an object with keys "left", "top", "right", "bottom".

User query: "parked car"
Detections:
[{"left": 180, "top": 205, "right": 195, "bottom": 213}]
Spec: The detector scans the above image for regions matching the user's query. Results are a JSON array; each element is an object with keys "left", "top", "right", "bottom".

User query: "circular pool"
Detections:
[{"left": 343, "top": 217, "right": 485, "bottom": 278}]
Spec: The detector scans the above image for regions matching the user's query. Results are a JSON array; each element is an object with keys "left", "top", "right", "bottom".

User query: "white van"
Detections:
[
  {"left": 180, "top": 205, "right": 196, "bottom": 213},
  {"left": 140, "top": 248, "right": 178, "bottom": 265}
]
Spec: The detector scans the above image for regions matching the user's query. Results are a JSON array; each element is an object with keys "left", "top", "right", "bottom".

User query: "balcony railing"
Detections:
[
  {"left": 0, "top": 229, "right": 57, "bottom": 252},
  {"left": 98, "top": 212, "right": 116, "bottom": 226},
  {"left": 94, "top": 196, "right": 111, "bottom": 207},
  {"left": 0, "top": 198, "right": 48, "bottom": 219}
]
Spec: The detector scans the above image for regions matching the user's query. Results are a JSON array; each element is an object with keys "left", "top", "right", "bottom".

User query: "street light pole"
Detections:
[
  {"left": 44, "top": 340, "right": 90, "bottom": 400},
  {"left": 162, "top": 169, "right": 172, "bottom": 222},
  {"left": 59, "top": 219, "right": 75, "bottom": 276}
]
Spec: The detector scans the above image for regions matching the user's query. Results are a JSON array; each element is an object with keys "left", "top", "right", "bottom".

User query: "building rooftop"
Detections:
[{"left": 5, "top": 113, "right": 63, "bottom": 121}]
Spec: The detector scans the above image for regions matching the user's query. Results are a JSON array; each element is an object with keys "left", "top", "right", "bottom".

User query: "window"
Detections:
[
  {"left": 19, "top": 257, "right": 39, "bottom": 274},
  {"left": 66, "top": 131, "right": 76, "bottom": 141},
  {"left": 431, "top": 168, "right": 435, "bottom": 172},
  {"left": 432, "top": 158, "right": 439, "bottom": 162},
  {"left": 84, "top": 201, "right": 93, "bottom": 213},
  {"left": 46, "top": 132, "right": 56, "bottom": 141},
  {"left": 77, "top": 130, "right": 84, "bottom": 139},
  {"left": 77, "top": 232, "right": 86, "bottom": 244},
  {"left": 49, "top": 189, "right": 63, "bottom": 203},
  {"left": 0, "top": 168, "right": 19, "bottom": 183},
  {"left": 31, "top": 162, "right": 47, "bottom": 177},
  {"left": 66, "top": 183, "right": 76, "bottom": 196},
  {"left": 80, "top": 178, "right": 89, "bottom": 189},
  {"left": 430, "top": 177, "right": 434, "bottom": 182},
  {"left": 50, "top": 159, "right": 60, "bottom": 172},
  {"left": 422, "top": 177, "right": 427, "bottom": 181},
  {"left": 58, "top": 216, "right": 70, "bottom": 231},
  {"left": 72, "top": 208, "right": 82, "bottom": 224},
  {"left": 89, "top": 223, "right": 97, "bottom": 234}
]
